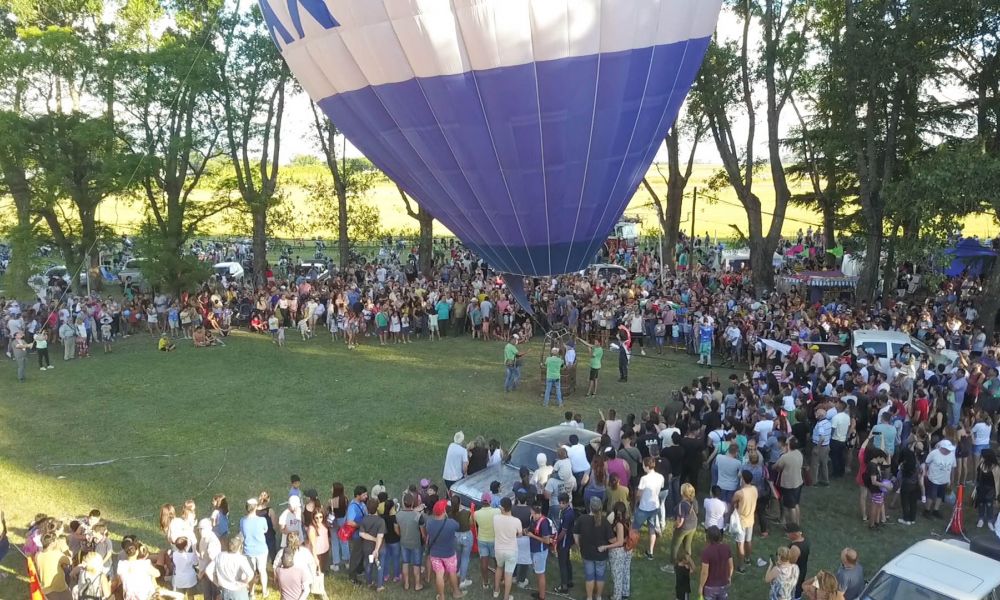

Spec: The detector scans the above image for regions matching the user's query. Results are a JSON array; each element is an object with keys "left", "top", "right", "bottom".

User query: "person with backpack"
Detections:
[
  {"left": 606, "top": 501, "right": 635, "bottom": 600},
  {"left": 73, "top": 552, "right": 111, "bottom": 600},
  {"left": 526, "top": 504, "right": 553, "bottom": 600}
]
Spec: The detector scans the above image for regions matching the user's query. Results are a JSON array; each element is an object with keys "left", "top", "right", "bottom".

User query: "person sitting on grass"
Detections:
[
  {"left": 158, "top": 333, "right": 176, "bottom": 352},
  {"left": 192, "top": 327, "right": 213, "bottom": 347}
]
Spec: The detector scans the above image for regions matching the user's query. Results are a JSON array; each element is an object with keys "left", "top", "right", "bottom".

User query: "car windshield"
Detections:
[
  {"left": 862, "top": 572, "right": 956, "bottom": 600},
  {"left": 858, "top": 341, "right": 888, "bottom": 357},
  {"left": 507, "top": 441, "right": 556, "bottom": 472}
]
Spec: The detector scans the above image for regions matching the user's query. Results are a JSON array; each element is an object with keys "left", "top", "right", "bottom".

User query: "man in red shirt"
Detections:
[{"left": 698, "top": 526, "right": 733, "bottom": 600}]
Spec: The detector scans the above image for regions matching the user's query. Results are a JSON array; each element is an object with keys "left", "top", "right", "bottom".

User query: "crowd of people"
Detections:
[{"left": 4, "top": 230, "right": 1000, "bottom": 600}]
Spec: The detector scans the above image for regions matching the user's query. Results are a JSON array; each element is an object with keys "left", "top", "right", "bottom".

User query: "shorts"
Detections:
[
  {"left": 633, "top": 508, "right": 659, "bottom": 532},
  {"left": 430, "top": 554, "right": 458, "bottom": 574},
  {"left": 478, "top": 541, "right": 495, "bottom": 558},
  {"left": 531, "top": 550, "right": 548, "bottom": 574},
  {"left": 590, "top": 368, "right": 600, "bottom": 381},
  {"left": 246, "top": 553, "right": 268, "bottom": 575},
  {"left": 377, "top": 326, "right": 387, "bottom": 334},
  {"left": 495, "top": 550, "right": 517, "bottom": 574},
  {"left": 699, "top": 342, "right": 712, "bottom": 355},
  {"left": 926, "top": 480, "right": 948, "bottom": 500},
  {"left": 780, "top": 486, "right": 802, "bottom": 509},
  {"left": 583, "top": 559, "right": 607, "bottom": 582},
  {"left": 429, "top": 322, "right": 439, "bottom": 331},
  {"left": 736, "top": 524, "right": 753, "bottom": 543},
  {"left": 401, "top": 546, "right": 422, "bottom": 565}
]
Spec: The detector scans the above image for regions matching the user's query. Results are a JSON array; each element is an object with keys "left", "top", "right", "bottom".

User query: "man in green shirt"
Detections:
[
  {"left": 543, "top": 347, "right": 565, "bottom": 407},
  {"left": 504, "top": 334, "right": 525, "bottom": 392},
  {"left": 375, "top": 308, "right": 389, "bottom": 345}
]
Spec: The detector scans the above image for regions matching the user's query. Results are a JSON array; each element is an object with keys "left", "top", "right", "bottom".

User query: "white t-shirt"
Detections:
[
  {"left": 703, "top": 497, "right": 727, "bottom": 529},
  {"left": 566, "top": 443, "right": 590, "bottom": 473},
  {"left": 972, "top": 423, "right": 992, "bottom": 446},
  {"left": 753, "top": 420, "right": 774, "bottom": 445},
  {"left": 605, "top": 419, "right": 623, "bottom": 447},
  {"left": 171, "top": 550, "right": 199, "bottom": 590},
  {"left": 925, "top": 449, "right": 956, "bottom": 485},
  {"left": 278, "top": 509, "right": 303, "bottom": 548},
  {"left": 443, "top": 443, "right": 468, "bottom": 481},
  {"left": 659, "top": 427, "right": 681, "bottom": 448},
  {"left": 637, "top": 471, "right": 665, "bottom": 512}
]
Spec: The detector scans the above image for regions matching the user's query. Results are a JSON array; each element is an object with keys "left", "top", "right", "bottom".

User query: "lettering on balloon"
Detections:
[{"left": 259, "top": 0, "right": 339, "bottom": 47}]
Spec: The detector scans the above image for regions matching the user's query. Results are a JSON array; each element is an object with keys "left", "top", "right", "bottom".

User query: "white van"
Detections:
[
  {"left": 851, "top": 330, "right": 959, "bottom": 374},
  {"left": 862, "top": 538, "right": 1000, "bottom": 600},
  {"left": 582, "top": 263, "right": 629, "bottom": 282}
]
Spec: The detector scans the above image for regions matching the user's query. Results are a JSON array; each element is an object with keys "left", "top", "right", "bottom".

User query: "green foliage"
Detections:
[
  {"left": 134, "top": 220, "right": 211, "bottom": 294},
  {"left": 304, "top": 175, "right": 384, "bottom": 242}
]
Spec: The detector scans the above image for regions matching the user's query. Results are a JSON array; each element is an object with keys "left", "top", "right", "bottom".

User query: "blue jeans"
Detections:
[
  {"left": 383, "top": 542, "right": 401, "bottom": 582},
  {"left": 950, "top": 398, "right": 963, "bottom": 428},
  {"left": 544, "top": 378, "right": 563, "bottom": 406},
  {"left": 329, "top": 517, "right": 350, "bottom": 568},
  {"left": 365, "top": 547, "right": 385, "bottom": 586},
  {"left": 583, "top": 559, "right": 607, "bottom": 582},
  {"left": 455, "top": 530, "right": 473, "bottom": 581},
  {"left": 505, "top": 366, "right": 518, "bottom": 391}
]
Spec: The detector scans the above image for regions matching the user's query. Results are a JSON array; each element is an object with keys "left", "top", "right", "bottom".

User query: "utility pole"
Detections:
[{"left": 690, "top": 186, "right": 698, "bottom": 241}]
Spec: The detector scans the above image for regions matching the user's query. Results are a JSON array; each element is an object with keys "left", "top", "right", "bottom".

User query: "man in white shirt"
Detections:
[
  {"left": 442, "top": 431, "right": 469, "bottom": 490},
  {"left": 206, "top": 536, "right": 254, "bottom": 597},
  {"left": 634, "top": 457, "right": 665, "bottom": 558},
  {"left": 830, "top": 399, "right": 851, "bottom": 478},
  {"left": 924, "top": 440, "right": 957, "bottom": 519},
  {"left": 702, "top": 486, "right": 727, "bottom": 530},
  {"left": 492, "top": 498, "right": 523, "bottom": 600},
  {"left": 565, "top": 434, "right": 591, "bottom": 490},
  {"left": 753, "top": 417, "right": 774, "bottom": 446}
]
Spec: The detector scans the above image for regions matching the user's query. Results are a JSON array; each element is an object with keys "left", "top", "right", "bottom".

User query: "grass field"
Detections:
[{"left": 0, "top": 333, "right": 980, "bottom": 599}]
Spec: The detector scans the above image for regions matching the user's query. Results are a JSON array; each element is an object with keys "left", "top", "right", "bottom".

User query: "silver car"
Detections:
[{"left": 449, "top": 425, "right": 600, "bottom": 507}]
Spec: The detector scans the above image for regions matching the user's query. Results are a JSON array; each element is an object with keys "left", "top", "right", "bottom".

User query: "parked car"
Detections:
[
  {"left": 851, "top": 330, "right": 959, "bottom": 374},
  {"left": 42, "top": 265, "right": 86, "bottom": 287},
  {"left": 449, "top": 425, "right": 600, "bottom": 507},
  {"left": 212, "top": 262, "right": 245, "bottom": 281},
  {"left": 861, "top": 537, "right": 1000, "bottom": 600},
  {"left": 117, "top": 258, "right": 147, "bottom": 286},
  {"left": 581, "top": 263, "right": 629, "bottom": 282}
]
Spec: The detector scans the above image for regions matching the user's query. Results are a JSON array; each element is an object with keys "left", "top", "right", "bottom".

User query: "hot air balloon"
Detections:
[{"left": 261, "top": 0, "right": 722, "bottom": 284}]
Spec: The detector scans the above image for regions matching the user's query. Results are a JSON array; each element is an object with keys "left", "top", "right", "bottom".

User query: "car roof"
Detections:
[
  {"left": 879, "top": 539, "right": 1000, "bottom": 599},
  {"left": 590, "top": 263, "right": 626, "bottom": 270},
  {"left": 852, "top": 330, "right": 913, "bottom": 344},
  {"left": 518, "top": 425, "right": 601, "bottom": 447}
]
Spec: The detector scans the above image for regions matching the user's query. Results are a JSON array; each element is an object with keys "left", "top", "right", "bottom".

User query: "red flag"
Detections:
[
  {"left": 470, "top": 502, "right": 479, "bottom": 555},
  {"left": 27, "top": 557, "right": 45, "bottom": 600},
  {"left": 947, "top": 484, "right": 966, "bottom": 537}
]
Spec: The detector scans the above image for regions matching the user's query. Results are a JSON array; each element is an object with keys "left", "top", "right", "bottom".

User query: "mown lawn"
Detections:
[{"left": 0, "top": 332, "right": 974, "bottom": 599}]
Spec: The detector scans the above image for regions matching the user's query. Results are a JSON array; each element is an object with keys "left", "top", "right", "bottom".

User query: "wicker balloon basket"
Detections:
[{"left": 538, "top": 326, "right": 577, "bottom": 397}]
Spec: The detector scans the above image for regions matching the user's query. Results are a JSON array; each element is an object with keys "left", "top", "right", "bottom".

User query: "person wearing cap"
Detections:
[
  {"left": 473, "top": 492, "right": 499, "bottom": 590},
  {"left": 923, "top": 439, "right": 957, "bottom": 519},
  {"left": 423, "top": 499, "right": 461, "bottom": 599},
  {"left": 503, "top": 334, "right": 524, "bottom": 392},
  {"left": 278, "top": 496, "right": 304, "bottom": 550},
  {"left": 239, "top": 498, "right": 269, "bottom": 596}
]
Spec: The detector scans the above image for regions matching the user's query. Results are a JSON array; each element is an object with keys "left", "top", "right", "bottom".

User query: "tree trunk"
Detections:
[
  {"left": 417, "top": 213, "right": 433, "bottom": 274},
  {"left": 337, "top": 187, "right": 349, "bottom": 269},
  {"left": 663, "top": 183, "right": 684, "bottom": 271},
  {"left": 822, "top": 202, "right": 837, "bottom": 250},
  {"left": 79, "top": 210, "right": 101, "bottom": 293},
  {"left": 748, "top": 235, "right": 775, "bottom": 294},
  {"left": 252, "top": 208, "right": 267, "bottom": 283},
  {"left": 979, "top": 260, "right": 1000, "bottom": 340},
  {"left": 2, "top": 160, "right": 34, "bottom": 297},
  {"left": 857, "top": 219, "right": 883, "bottom": 302}
]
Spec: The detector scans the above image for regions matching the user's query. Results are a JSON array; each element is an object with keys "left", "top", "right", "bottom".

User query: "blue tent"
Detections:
[{"left": 945, "top": 238, "right": 996, "bottom": 277}]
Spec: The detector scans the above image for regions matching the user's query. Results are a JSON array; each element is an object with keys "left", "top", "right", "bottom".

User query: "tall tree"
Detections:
[
  {"left": 641, "top": 112, "right": 705, "bottom": 270},
  {"left": 118, "top": 1, "right": 234, "bottom": 292},
  {"left": 693, "top": 0, "right": 808, "bottom": 293},
  {"left": 823, "top": 0, "right": 958, "bottom": 300},
  {"left": 396, "top": 184, "right": 434, "bottom": 274},
  {"left": 310, "top": 103, "right": 379, "bottom": 267},
  {"left": 218, "top": 5, "right": 289, "bottom": 282}
]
